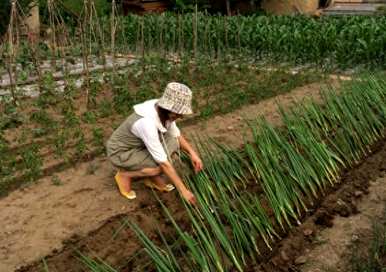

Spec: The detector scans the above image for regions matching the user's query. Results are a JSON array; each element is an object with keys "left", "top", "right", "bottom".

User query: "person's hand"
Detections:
[
  {"left": 190, "top": 153, "right": 203, "bottom": 173},
  {"left": 182, "top": 189, "right": 196, "bottom": 205}
]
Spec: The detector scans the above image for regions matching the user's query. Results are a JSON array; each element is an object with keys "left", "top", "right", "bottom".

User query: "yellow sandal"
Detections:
[
  {"left": 144, "top": 180, "right": 175, "bottom": 192},
  {"left": 115, "top": 173, "right": 136, "bottom": 200}
]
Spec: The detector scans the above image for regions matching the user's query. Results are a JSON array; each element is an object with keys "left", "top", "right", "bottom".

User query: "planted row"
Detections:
[
  {"left": 123, "top": 75, "right": 386, "bottom": 271},
  {"left": 3, "top": 14, "right": 385, "bottom": 72},
  {"left": 115, "top": 14, "right": 386, "bottom": 68}
]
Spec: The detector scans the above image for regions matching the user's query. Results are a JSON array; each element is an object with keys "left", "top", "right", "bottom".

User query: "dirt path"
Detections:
[
  {"left": 297, "top": 176, "right": 386, "bottom": 272},
  {"left": 0, "top": 82, "right": 327, "bottom": 271}
]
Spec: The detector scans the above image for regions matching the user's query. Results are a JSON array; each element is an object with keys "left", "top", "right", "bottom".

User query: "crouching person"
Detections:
[{"left": 106, "top": 82, "right": 203, "bottom": 205}]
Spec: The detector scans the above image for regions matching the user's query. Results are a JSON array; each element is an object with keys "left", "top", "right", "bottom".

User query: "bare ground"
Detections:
[
  {"left": 298, "top": 176, "right": 386, "bottom": 272},
  {"left": 0, "top": 82, "right": 327, "bottom": 271}
]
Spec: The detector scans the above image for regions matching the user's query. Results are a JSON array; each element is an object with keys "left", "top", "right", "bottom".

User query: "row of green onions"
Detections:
[{"left": 83, "top": 74, "right": 386, "bottom": 271}]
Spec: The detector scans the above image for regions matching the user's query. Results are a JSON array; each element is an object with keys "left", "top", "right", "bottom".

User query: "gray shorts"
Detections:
[{"left": 108, "top": 134, "right": 179, "bottom": 171}]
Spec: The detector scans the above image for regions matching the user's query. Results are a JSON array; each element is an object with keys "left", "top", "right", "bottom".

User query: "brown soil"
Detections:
[
  {"left": 298, "top": 177, "right": 386, "bottom": 272},
  {"left": 252, "top": 137, "right": 386, "bottom": 272},
  {"left": 0, "top": 81, "right": 328, "bottom": 271},
  {"left": 15, "top": 128, "right": 386, "bottom": 272}
]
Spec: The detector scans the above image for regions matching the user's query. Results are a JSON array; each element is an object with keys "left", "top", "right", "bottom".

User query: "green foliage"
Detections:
[
  {"left": 53, "top": 129, "right": 70, "bottom": 158},
  {"left": 15, "top": 42, "right": 35, "bottom": 71},
  {"left": 351, "top": 216, "right": 386, "bottom": 271},
  {"left": 51, "top": 175, "right": 63, "bottom": 186},
  {"left": 36, "top": 72, "right": 60, "bottom": 106},
  {"left": 32, "top": 127, "right": 47, "bottom": 137},
  {"left": 98, "top": 100, "right": 113, "bottom": 118},
  {"left": 60, "top": 0, "right": 111, "bottom": 16},
  {"left": 37, "top": 0, "right": 111, "bottom": 27},
  {"left": 121, "top": 75, "right": 386, "bottom": 271},
  {"left": 74, "top": 128, "right": 87, "bottom": 158},
  {"left": 0, "top": 133, "right": 7, "bottom": 154},
  {"left": 108, "top": 57, "right": 319, "bottom": 120},
  {"left": 0, "top": 97, "right": 25, "bottom": 131},
  {"left": 92, "top": 127, "right": 104, "bottom": 147},
  {"left": 77, "top": 250, "right": 118, "bottom": 272},
  {"left": 21, "top": 144, "right": 43, "bottom": 182},
  {"left": 171, "top": 0, "right": 210, "bottom": 12},
  {"left": 0, "top": 110, "right": 24, "bottom": 131},
  {"left": 112, "top": 79, "right": 135, "bottom": 115},
  {"left": 82, "top": 111, "right": 97, "bottom": 124},
  {"left": 117, "top": 14, "right": 386, "bottom": 68},
  {"left": 62, "top": 108, "right": 80, "bottom": 127},
  {"left": 88, "top": 79, "right": 103, "bottom": 109},
  {"left": 30, "top": 109, "right": 55, "bottom": 127}
]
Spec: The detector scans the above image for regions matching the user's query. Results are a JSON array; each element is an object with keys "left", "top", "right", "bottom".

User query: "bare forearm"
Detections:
[
  {"left": 178, "top": 134, "right": 204, "bottom": 173},
  {"left": 178, "top": 135, "right": 198, "bottom": 156},
  {"left": 159, "top": 161, "right": 187, "bottom": 192}
]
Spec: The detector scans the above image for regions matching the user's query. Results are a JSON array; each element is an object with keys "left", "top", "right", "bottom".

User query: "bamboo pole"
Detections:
[
  {"left": 135, "top": 17, "right": 141, "bottom": 55},
  {"left": 7, "top": 0, "right": 18, "bottom": 106},
  {"left": 80, "top": 24, "right": 90, "bottom": 109},
  {"left": 172, "top": 15, "right": 176, "bottom": 55},
  {"left": 160, "top": 14, "right": 165, "bottom": 59},
  {"left": 224, "top": 16, "right": 228, "bottom": 53},
  {"left": 193, "top": 5, "right": 198, "bottom": 61},
  {"left": 81, "top": 0, "right": 91, "bottom": 109},
  {"left": 205, "top": 14, "right": 213, "bottom": 58},
  {"left": 225, "top": 0, "right": 232, "bottom": 16},
  {"left": 29, "top": 39, "right": 43, "bottom": 93},
  {"left": 140, "top": 17, "right": 145, "bottom": 76},
  {"left": 45, "top": 0, "right": 72, "bottom": 90},
  {"left": 177, "top": 13, "right": 182, "bottom": 58},
  {"left": 203, "top": 16, "right": 209, "bottom": 56},
  {"left": 237, "top": 21, "right": 242, "bottom": 55},
  {"left": 111, "top": 0, "right": 117, "bottom": 77},
  {"left": 47, "top": 0, "right": 57, "bottom": 71},
  {"left": 90, "top": 0, "right": 107, "bottom": 71},
  {"left": 18, "top": 1, "right": 43, "bottom": 94},
  {"left": 216, "top": 20, "right": 221, "bottom": 61}
]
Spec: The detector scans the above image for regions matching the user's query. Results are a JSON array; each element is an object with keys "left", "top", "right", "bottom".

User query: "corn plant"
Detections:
[{"left": 113, "top": 14, "right": 386, "bottom": 68}]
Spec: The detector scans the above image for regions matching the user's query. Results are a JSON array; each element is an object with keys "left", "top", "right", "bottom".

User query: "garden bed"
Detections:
[
  {"left": 0, "top": 80, "right": 329, "bottom": 271},
  {"left": 0, "top": 62, "right": 321, "bottom": 197},
  {"left": 16, "top": 129, "right": 386, "bottom": 272},
  {"left": 2, "top": 8, "right": 386, "bottom": 272},
  {"left": 3, "top": 74, "right": 385, "bottom": 272}
]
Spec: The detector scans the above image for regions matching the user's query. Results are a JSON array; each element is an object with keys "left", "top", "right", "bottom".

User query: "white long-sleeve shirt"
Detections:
[{"left": 131, "top": 99, "right": 180, "bottom": 163}]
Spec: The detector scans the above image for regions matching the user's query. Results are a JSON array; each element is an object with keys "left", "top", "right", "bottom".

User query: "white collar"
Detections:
[{"left": 133, "top": 99, "right": 168, "bottom": 133}]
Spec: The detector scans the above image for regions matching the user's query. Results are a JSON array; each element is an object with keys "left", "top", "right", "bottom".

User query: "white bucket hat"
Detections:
[{"left": 158, "top": 82, "right": 193, "bottom": 115}]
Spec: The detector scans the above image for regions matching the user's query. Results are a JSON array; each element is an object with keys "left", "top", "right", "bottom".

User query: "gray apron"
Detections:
[{"left": 106, "top": 113, "right": 179, "bottom": 170}]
